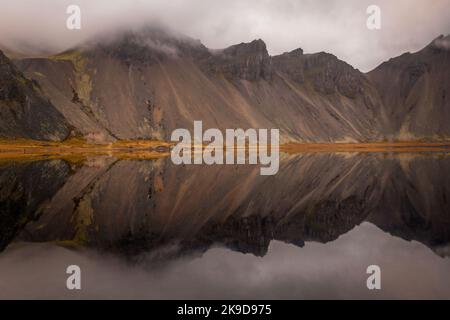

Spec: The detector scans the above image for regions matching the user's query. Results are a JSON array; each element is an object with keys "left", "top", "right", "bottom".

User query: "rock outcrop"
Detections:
[
  {"left": 0, "top": 50, "right": 70, "bottom": 140},
  {"left": 204, "top": 39, "right": 273, "bottom": 80}
]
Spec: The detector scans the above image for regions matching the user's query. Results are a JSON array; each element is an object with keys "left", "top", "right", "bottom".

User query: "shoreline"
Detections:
[
  {"left": 1, "top": 139, "right": 450, "bottom": 160},
  {"left": 281, "top": 141, "right": 450, "bottom": 153}
]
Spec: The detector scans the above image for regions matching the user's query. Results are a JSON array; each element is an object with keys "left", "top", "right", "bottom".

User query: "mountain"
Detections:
[
  {"left": 0, "top": 50, "right": 70, "bottom": 141},
  {"left": 367, "top": 35, "right": 450, "bottom": 140},
  {"left": 11, "top": 28, "right": 384, "bottom": 143},
  {"left": 2, "top": 28, "right": 450, "bottom": 143}
]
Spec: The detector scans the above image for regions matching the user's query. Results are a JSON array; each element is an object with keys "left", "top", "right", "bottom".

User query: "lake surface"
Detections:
[{"left": 0, "top": 152, "right": 450, "bottom": 299}]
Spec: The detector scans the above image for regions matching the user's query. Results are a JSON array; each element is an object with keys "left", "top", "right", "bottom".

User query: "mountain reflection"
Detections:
[
  {"left": 0, "top": 153, "right": 450, "bottom": 260},
  {"left": 1, "top": 152, "right": 450, "bottom": 260}
]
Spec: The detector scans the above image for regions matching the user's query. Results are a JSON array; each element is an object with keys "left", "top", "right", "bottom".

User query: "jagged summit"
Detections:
[
  {"left": 429, "top": 34, "right": 450, "bottom": 51},
  {"left": 281, "top": 48, "right": 304, "bottom": 56},
  {"left": 204, "top": 39, "right": 272, "bottom": 80},
  {"left": 222, "top": 39, "right": 268, "bottom": 56}
]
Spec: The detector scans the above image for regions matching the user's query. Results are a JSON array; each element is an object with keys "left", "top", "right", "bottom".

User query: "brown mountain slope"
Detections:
[
  {"left": 14, "top": 28, "right": 384, "bottom": 143},
  {"left": 367, "top": 35, "right": 450, "bottom": 141}
]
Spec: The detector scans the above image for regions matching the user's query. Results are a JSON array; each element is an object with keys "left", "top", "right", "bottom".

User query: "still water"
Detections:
[{"left": 0, "top": 152, "right": 449, "bottom": 299}]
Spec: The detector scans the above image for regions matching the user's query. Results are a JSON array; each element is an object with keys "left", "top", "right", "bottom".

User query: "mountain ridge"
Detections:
[{"left": 1, "top": 28, "right": 449, "bottom": 143}]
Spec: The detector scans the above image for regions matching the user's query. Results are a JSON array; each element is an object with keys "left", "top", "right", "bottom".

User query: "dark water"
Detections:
[{"left": 0, "top": 152, "right": 450, "bottom": 299}]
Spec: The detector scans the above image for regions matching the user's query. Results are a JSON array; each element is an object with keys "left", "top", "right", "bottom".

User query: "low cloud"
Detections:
[
  {"left": 0, "top": 0, "right": 449, "bottom": 71},
  {"left": 433, "top": 36, "right": 450, "bottom": 50}
]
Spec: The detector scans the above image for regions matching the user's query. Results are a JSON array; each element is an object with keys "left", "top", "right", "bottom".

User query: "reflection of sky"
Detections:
[{"left": 0, "top": 223, "right": 449, "bottom": 299}]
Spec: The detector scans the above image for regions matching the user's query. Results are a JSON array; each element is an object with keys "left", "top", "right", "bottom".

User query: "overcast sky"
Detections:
[{"left": 1, "top": 0, "right": 449, "bottom": 71}]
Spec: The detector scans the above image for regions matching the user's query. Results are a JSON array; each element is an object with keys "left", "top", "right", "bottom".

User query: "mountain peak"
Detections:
[
  {"left": 203, "top": 39, "right": 272, "bottom": 80},
  {"left": 430, "top": 34, "right": 450, "bottom": 51},
  {"left": 82, "top": 26, "right": 210, "bottom": 64},
  {"left": 222, "top": 39, "right": 269, "bottom": 58},
  {"left": 287, "top": 48, "right": 304, "bottom": 56}
]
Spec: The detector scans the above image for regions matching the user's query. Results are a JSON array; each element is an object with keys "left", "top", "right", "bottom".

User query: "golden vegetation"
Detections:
[
  {"left": 1, "top": 138, "right": 450, "bottom": 163},
  {"left": 0, "top": 137, "right": 171, "bottom": 162}
]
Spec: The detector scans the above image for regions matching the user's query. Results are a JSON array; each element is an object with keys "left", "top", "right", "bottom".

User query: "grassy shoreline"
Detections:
[
  {"left": 0, "top": 138, "right": 172, "bottom": 161},
  {"left": 1, "top": 138, "right": 450, "bottom": 161},
  {"left": 0, "top": 137, "right": 170, "bottom": 149}
]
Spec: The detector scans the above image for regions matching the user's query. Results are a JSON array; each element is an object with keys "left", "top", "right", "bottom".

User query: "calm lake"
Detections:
[{"left": 0, "top": 152, "right": 449, "bottom": 299}]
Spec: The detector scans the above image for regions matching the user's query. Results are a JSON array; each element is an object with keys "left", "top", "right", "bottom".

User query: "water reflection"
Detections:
[{"left": 0, "top": 152, "right": 449, "bottom": 298}]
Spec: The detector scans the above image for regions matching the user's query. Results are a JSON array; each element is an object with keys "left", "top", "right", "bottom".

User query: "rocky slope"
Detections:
[
  {"left": 12, "top": 28, "right": 384, "bottom": 143},
  {"left": 0, "top": 50, "right": 70, "bottom": 140},
  {"left": 367, "top": 35, "right": 450, "bottom": 140}
]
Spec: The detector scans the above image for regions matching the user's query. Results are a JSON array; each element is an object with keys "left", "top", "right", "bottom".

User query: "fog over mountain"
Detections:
[{"left": 1, "top": 0, "right": 450, "bottom": 72}]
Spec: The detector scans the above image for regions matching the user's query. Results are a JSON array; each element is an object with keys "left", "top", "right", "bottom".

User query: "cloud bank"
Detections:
[{"left": 1, "top": 0, "right": 450, "bottom": 71}]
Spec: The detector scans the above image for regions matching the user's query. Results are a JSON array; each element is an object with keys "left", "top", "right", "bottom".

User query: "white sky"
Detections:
[{"left": 1, "top": 0, "right": 449, "bottom": 71}]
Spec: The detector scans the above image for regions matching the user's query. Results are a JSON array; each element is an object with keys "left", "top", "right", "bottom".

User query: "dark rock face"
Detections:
[
  {"left": 306, "top": 53, "right": 365, "bottom": 99},
  {"left": 272, "top": 48, "right": 305, "bottom": 83},
  {"left": 204, "top": 39, "right": 273, "bottom": 80},
  {"left": 273, "top": 50, "right": 369, "bottom": 98},
  {"left": 0, "top": 50, "right": 70, "bottom": 141}
]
